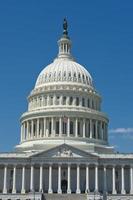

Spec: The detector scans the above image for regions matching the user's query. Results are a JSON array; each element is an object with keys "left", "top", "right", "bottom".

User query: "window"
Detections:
[
  {"left": 82, "top": 98, "right": 85, "bottom": 107},
  {"left": 87, "top": 99, "right": 90, "bottom": 108},
  {"left": 78, "top": 122, "right": 80, "bottom": 136},
  {"left": 56, "top": 121, "right": 59, "bottom": 134},
  {"left": 56, "top": 96, "right": 60, "bottom": 105},
  {"left": 70, "top": 121, "right": 73, "bottom": 135},
  {"left": 63, "top": 121, "right": 67, "bottom": 135},
  {"left": 50, "top": 96, "right": 53, "bottom": 105},
  {"left": 49, "top": 121, "right": 51, "bottom": 135},
  {"left": 63, "top": 96, "right": 66, "bottom": 105},
  {"left": 76, "top": 97, "right": 79, "bottom": 106},
  {"left": 70, "top": 97, "right": 73, "bottom": 105}
]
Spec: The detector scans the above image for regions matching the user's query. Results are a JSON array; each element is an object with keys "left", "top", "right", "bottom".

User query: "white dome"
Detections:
[{"left": 35, "top": 58, "right": 93, "bottom": 88}]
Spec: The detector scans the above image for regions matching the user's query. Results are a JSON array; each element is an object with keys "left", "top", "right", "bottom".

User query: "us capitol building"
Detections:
[{"left": 0, "top": 19, "right": 133, "bottom": 200}]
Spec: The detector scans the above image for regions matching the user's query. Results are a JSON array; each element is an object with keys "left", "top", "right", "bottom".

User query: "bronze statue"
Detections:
[{"left": 63, "top": 18, "right": 68, "bottom": 35}]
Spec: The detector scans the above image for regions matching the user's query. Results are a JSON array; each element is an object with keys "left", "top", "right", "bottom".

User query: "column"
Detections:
[
  {"left": 51, "top": 117, "right": 55, "bottom": 136},
  {"left": 12, "top": 165, "right": 16, "bottom": 194},
  {"left": 67, "top": 164, "right": 71, "bottom": 194},
  {"left": 100, "top": 121, "right": 102, "bottom": 139},
  {"left": 30, "top": 165, "right": 34, "bottom": 192},
  {"left": 37, "top": 119, "right": 40, "bottom": 138},
  {"left": 85, "top": 165, "right": 90, "bottom": 193},
  {"left": 48, "top": 164, "right": 53, "bottom": 193},
  {"left": 76, "top": 164, "right": 81, "bottom": 194},
  {"left": 95, "top": 165, "right": 98, "bottom": 192},
  {"left": 90, "top": 119, "right": 92, "bottom": 139},
  {"left": 58, "top": 164, "right": 62, "bottom": 193},
  {"left": 75, "top": 118, "right": 78, "bottom": 137},
  {"left": 59, "top": 118, "right": 62, "bottom": 136},
  {"left": 130, "top": 166, "right": 133, "bottom": 194},
  {"left": 3, "top": 165, "right": 7, "bottom": 194},
  {"left": 121, "top": 165, "right": 126, "bottom": 194},
  {"left": 43, "top": 118, "right": 46, "bottom": 137},
  {"left": 67, "top": 117, "right": 70, "bottom": 137},
  {"left": 21, "top": 124, "right": 23, "bottom": 142},
  {"left": 31, "top": 120, "right": 34, "bottom": 138},
  {"left": 83, "top": 119, "right": 86, "bottom": 138},
  {"left": 23, "top": 122, "right": 26, "bottom": 140},
  {"left": 112, "top": 166, "right": 117, "bottom": 194},
  {"left": 39, "top": 165, "right": 43, "bottom": 192},
  {"left": 21, "top": 165, "right": 25, "bottom": 194},
  {"left": 103, "top": 165, "right": 107, "bottom": 194}
]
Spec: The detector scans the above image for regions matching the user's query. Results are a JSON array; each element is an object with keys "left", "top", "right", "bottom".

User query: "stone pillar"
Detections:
[
  {"left": 39, "top": 165, "right": 43, "bottom": 192},
  {"left": 67, "top": 164, "right": 71, "bottom": 194},
  {"left": 86, "top": 165, "right": 90, "bottom": 193},
  {"left": 23, "top": 122, "right": 26, "bottom": 140},
  {"left": 37, "top": 118, "right": 40, "bottom": 138},
  {"left": 12, "top": 165, "right": 16, "bottom": 194},
  {"left": 58, "top": 164, "right": 62, "bottom": 194},
  {"left": 83, "top": 119, "right": 86, "bottom": 138},
  {"left": 21, "top": 166, "right": 25, "bottom": 194},
  {"left": 95, "top": 165, "right": 98, "bottom": 192},
  {"left": 121, "top": 165, "right": 126, "bottom": 194},
  {"left": 31, "top": 120, "right": 34, "bottom": 138},
  {"left": 90, "top": 119, "right": 92, "bottom": 138},
  {"left": 67, "top": 117, "right": 70, "bottom": 137},
  {"left": 59, "top": 118, "right": 62, "bottom": 136},
  {"left": 112, "top": 166, "right": 117, "bottom": 194},
  {"left": 43, "top": 118, "right": 46, "bottom": 137},
  {"left": 76, "top": 164, "right": 81, "bottom": 194},
  {"left": 30, "top": 165, "right": 34, "bottom": 192},
  {"left": 21, "top": 124, "right": 23, "bottom": 142},
  {"left": 103, "top": 165, "right": 107, "bottom": 194},
  {"left": 48, "top": 164, "right": 53, "bottom": 193},
  {"left": 75, "top": 118, "right": 78, "bottom": 137},
  {"left": 130, "top": 166, "right": 133, "bottom": 194},
  {"left": 3, "top": 165, "right": 7, "bottom": 194},
  {"left": 51, "top": 117, "right": 55, "bottom": 137}
]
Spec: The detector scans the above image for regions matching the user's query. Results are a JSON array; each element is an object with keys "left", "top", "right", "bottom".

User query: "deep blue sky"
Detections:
[{"left": 0, "top": 0, "right": 133, "bottom": 152}]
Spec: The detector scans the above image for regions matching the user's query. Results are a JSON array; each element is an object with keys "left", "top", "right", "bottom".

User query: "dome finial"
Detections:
[{"left": 63, "top": 18, "right": 68, "bottom": 36}]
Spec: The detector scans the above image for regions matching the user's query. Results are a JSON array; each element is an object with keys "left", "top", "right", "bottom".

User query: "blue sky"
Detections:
[{"left": 0, "top": 0, "right": 133, "bottom": 152}]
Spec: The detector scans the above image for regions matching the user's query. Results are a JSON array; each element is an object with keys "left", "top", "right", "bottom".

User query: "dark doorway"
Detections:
[{"left": 61, "top": 179, "right": 67, "bottom": 193}]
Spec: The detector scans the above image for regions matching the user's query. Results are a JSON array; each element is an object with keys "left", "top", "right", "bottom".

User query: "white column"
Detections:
[
  {"left": 83, "top": 119, "right": 86, "bottom": 138},
  {"left": 76, "top": 164, "right": 81, "bottom": 194},
  {"left": 30, "top": 165, "right": 34, "bottom": 192},
  {"left": 21, "top": 124, "right": 23, "bottom": 142},
  {"left": 121, "top": 165, "right": 126, "bottom": 194},
  {"left": 43, "top": 118, "right": 46, "bottom": 137},
  {"left": 3, "top": 165, "right": 7, "bottom": 194},
  {"left": 23, "top": 122, "right": 26, "bottom": 140},
  {"left": 90, "top": 119, "right": 92, "bottom": 138},
  {"left": 85, "top": 165, "right": 90, "bottom": 193},
  {"left": 37, "top": 119, "right": 40, "bottom": 138},
  {"left": 95, "top": 165, "right": 98, "bottom": 192},
  {"left": 31, "top": 120, "right": 34, "bottom": 138},
  {"left": 67, "top": 117, "right": 70, "bottom": 137},
  {"left": 58, "top": 164, "right": 62, "bottom": 193},
  {"left": 59, "top": 118, "right": 62, "bottom": 136},
  {"left": 75, "top": 118, "right": 78, "bottom": 137},
  {"left": 21, "top": 166, "right": 25, "bottom": 194},
  {"left": 12, "top": 165, "right": 16, "bottom": 194},
  {"left": 39, "top": 165, "right": 43, "bottom": 192},
  {"left": 130, "top": 166, "right": 133, "bottom": 194},
  {"left": 48, "top": 164, "right": 53, "bottom": 193},
  {"left": 67, "top": 164, "right": 71, "bottom": 194},
  {"left": 112, "top": 166, "right": 117, "bottom": 194},
  {"left": 103, "top": 165, "right": 107, "bottom": 194},
  {"left": 51, "top": 117, "right": 55, "bottom": 136}
]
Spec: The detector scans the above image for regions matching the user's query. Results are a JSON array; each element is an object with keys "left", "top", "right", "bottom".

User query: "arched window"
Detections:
[
  {"left": 50, "top": 96, "right": 53, "bottom": 105},
  {"left": 56, "top": 96, "right": 60, "bottom": 105},
  {"left": 70, "top": 97, "right": 73, "bottom": 105}
]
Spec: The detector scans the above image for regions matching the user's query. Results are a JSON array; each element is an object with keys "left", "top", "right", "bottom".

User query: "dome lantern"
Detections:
[{"left": 57, "top": 18, "right": 73, "bottom": 60}]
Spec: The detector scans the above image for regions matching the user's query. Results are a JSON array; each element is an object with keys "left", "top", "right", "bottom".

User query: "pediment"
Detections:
[{"left": 30, "top": 144, "right": 99, "bottom": 160}]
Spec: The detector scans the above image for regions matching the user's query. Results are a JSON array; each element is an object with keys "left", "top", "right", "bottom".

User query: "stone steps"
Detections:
[{"left": 43, "top": 193, "right": 87, "bottom": 200}]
